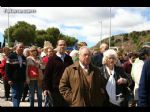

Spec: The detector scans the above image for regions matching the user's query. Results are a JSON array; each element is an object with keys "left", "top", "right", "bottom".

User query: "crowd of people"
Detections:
[{"left": 0, "top": 39, "right": 150, "bottom": 107}]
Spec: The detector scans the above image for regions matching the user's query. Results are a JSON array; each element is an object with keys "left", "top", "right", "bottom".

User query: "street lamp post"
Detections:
[
  {"left": 99, "top": 21, "right": 102, "bottom": 45},
  {"left": 101, "top": 21, "right": 102, "bottom": 45},
  {"left": 3, "top": 7, "right": 36, "bottom": 47},
  {"left": 7, "top": 8, "right": 10, "bottom": 47},
  {"left": 109, "top": 7, "right": 111, "bottom": 48},
  {"left": 0, "top": 7, "right": 9, "bottom": 47}
]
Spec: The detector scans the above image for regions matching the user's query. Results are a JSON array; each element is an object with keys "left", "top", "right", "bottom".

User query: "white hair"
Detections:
[
  {"left": 70, "top": 50, "right": 79, "bottom": 57},
  {"left": 102, "top": 49, "right": 118, "bottom": 64},
  {"left": 23, "top": 48, "right": 30, "bottom": 56}
]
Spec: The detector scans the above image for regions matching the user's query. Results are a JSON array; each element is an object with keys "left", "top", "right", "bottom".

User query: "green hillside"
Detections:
[{"left": 92, "top": 30, "right": 150, "bottom": 52}]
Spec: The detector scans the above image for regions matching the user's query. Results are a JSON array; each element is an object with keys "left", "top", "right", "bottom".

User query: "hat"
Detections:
[{"left": 43, "top": 41, "right": 53, "bottom": 49}]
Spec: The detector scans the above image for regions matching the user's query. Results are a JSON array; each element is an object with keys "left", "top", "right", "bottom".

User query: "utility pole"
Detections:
[
  {"left": 109, "top": 7, "right": 111, "bottom": 48},
  {"left": 7, "top": 7, "right": 10, "bottom": 47},
  {"left": 99, "top": 21, "right": 102, "bottom": 45}
]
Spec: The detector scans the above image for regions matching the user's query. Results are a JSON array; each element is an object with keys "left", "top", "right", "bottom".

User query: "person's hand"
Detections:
[
  {"left": 43, "top": 90, "right": 51, "bottom": 96},
  {"left": 26, "top": 78, "right": 30, "bottom": 84},
  {"left": 100, "top": 88, "right": 105, "bottom": 94},
  {"left": 8, "top": 80, "right": 13, "bottom": 86},
  {"left": 117, "top": 78, "right": 127, "bottom": 85}
]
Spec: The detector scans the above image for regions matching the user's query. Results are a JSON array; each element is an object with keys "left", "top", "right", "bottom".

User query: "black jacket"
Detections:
[
  {"left": 99, "top": 65, "right": 130, "bottom": 106},
  {"left": 91, "top": 53, "right": 103, "bottom": 68},
  {"left": 138, "top": 58, "right": 150, "bottom": 107},
  {"left": 43, "top": 54, "right": 73, "bottom": 91},
  {"left": 6, "top": 52, "right": 26, "bottom": 83}
]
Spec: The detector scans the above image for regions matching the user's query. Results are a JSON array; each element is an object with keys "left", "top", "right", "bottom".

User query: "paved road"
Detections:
[
  {"left": 0, "top": 80, "right": 12, "bottom": 107},
  {"left": 0, "top": 79, "right": 45, "bottom": 107}
]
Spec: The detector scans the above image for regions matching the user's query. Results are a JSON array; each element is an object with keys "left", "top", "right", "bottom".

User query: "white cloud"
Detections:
[
  {"left": 0, "top": 7, "right": 150, "bottom": 47},
  {"left": 126, "top": 21, "right": 150, "bottom": 32},
  {"left": 61, "top": 28, "right": 81, "bottom": 37},
  {"left": 87, "top": 36, "right": 99, "bottom": 43},
  {"left": 112, "top": 8, "right": 147, "bottom": 27}
]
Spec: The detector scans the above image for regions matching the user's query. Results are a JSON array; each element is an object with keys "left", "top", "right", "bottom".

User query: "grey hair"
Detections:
[
  {"left": 15, "top": 42, "right": 24, "bottom": 48},
  {"left": 23, "top": 48, "right": 30, "bottom": 56},
  {"left": 102, "top": 49, "right": 118, "bottom": 64},
  {"left": 13, "top": 42, "right": 24, "bottom": 51}
]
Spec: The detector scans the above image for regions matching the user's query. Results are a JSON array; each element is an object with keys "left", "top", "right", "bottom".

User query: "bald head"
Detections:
[
  {"left": 79, "top": 46, "right": 91, "bottom": 55},
  {"left": 99, "top": 43, "right": 109, "bottom": 53},
  {"left": 79, "top": 46, "right": 91, "bottom": 66}
]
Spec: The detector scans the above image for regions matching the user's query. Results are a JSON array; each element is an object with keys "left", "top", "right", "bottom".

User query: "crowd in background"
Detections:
[{"left": 0, "top": 39, "right": 150, "bottom": 107}]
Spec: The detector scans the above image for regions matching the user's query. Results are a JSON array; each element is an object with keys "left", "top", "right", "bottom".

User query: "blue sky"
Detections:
[
  {"left": 0, "top": 32, "right": 4, "bottom": 45},
  {"left": 0, "top": 7, "right": 150, "bottom": 47}
]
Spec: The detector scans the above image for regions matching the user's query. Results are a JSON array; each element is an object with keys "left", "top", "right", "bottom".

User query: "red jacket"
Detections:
[
  {"left": 123, "top": 60, "right": 132, "bottom": 74},
  {"left": 42, "top": 56, "right": 49, "bottom": 66},
  {"left": 0, "top": 57, "right": 8, "bottom": 80}
]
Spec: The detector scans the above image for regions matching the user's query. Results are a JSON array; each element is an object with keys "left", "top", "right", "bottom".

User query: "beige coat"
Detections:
[
  {"left": 132, "top": 59, "right": 144, "bottom": 100},
  {"left": 26, "top": 56, "right": 44, "bottom": 87},
  {"left": 59, "top": 62, "right": 106, "bottom": 107}
]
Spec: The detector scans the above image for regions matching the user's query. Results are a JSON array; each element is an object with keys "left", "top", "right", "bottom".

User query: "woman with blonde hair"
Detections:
[
  {"left": 42, "top": 46, "right": 54, "bottom": 66},
  {"left": 26, "top": 46, "right": 45, "bottom": 107},
  {"left": 99, "top": 49, "right": 130, "bottom": 107}
]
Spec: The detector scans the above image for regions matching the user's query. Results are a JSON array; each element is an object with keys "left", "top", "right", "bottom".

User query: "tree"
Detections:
[
  {"left": 3, "top": 21, "right": 36, "bottom": 46},
  {"left": 61, "top": 34, "right": 78, "bottom": 47},
  {"left": 110, "top": 41, "right": 115, "bottom": 46},
  {"left": 111, "top": 36, "right": 115, "bottom": 41},
  {"left": 141, "top": 31, "right": 146, "bottom": 36},
  {"left": 46, "top": 27, "right": 60, "bottom": 47},
  {"left": 123, "top": 33, "right": 128, "bottom": 37},
  {"left": 35, "top": 30, "right": 49, "bottom": 47},
  {"left": 3, "top": 21, "right": 78, "bottom": 48},
  {"left": 123, "top": 36, "right": 129, "bottom": 41},
  {"left": 46, "top": 28, "right": 78, "bottom": 47}
]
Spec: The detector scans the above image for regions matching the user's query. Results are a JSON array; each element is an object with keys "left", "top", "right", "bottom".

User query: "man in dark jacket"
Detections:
[
  {"left": 43, "top": 39, "right": 73, "bottom": 106},
  {"left": 138, "top": 58, "right": 150, "bottom": 107},
  {"left": 91, "top": 42, "right": 109, "bottom": 68},
  {"left": 6, "top": 42, "right": 26, "bottom": 107}
]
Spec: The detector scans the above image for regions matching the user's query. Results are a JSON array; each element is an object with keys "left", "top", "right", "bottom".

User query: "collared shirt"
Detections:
[
  {"left": 79, "top": 61, "right": 89, "bottom": 73},
  {"left": 56, "top": 52, "right": 66, "bottom": 62},
  {"left": 18, "top": 55, "right": 23, "bottom": 67}
]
